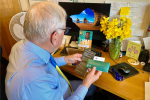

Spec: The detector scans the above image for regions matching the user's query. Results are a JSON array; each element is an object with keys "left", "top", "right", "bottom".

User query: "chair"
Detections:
[
  {"left": 0, "top": 12, "right": 26, "bottom": 100},
  {"left": 0, "top": 45, "right": 8, "bottom": 100}
]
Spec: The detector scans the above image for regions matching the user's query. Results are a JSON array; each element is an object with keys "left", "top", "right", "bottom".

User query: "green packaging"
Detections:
[{"left": 85, "top": 59, "right": 110, "bottom": 73}]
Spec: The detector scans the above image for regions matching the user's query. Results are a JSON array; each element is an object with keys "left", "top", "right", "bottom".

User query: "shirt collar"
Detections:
[{"left": 23, "top": 39, "right": 50, "bottom": 64}]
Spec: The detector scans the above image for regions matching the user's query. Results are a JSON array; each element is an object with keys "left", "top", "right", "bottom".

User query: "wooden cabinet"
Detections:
[{"left": 0, "top": 0, "right": 22, "bottom": 60}]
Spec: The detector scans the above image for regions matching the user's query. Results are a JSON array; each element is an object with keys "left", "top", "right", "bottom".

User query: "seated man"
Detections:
[{"left": 5, "top": 1, "right": 102, "bottom": 100}]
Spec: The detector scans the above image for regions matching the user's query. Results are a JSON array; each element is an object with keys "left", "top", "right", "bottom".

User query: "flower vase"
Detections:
[{"left": 109, "top": 38, "right": 121, "bottom": 60}]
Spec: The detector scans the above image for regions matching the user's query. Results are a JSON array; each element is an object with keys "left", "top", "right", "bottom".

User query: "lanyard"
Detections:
[{"left": 50, "top": 54, "right": 74, "bottom": 94}]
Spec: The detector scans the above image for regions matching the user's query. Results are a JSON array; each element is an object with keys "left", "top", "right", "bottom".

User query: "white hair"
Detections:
[{"left": 23, "top": 1, "right": 67, "bottom": 42}]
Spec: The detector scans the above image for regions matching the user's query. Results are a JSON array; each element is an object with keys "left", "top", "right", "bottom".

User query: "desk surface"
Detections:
[{"left": 53, "top": 48, "right": 150, "bottom": 100}]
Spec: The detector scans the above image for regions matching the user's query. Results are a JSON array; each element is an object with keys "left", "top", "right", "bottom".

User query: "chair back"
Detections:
[{"left": 0, "top": 45, "right": 8, "bottom": 100}]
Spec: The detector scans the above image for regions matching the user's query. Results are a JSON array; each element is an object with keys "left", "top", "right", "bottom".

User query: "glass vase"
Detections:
[{"left": 109, "top": 37, "right": 121, "bottom": 60}]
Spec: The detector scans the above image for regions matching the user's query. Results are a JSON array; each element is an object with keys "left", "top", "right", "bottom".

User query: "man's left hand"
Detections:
[{"left": 64, "top": 54, "right": 82, "bottom": 64}]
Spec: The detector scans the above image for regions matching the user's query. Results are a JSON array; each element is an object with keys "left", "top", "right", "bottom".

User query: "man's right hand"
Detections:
[{"left": 82, "top": 67, "right": 102, "bottom": 88}]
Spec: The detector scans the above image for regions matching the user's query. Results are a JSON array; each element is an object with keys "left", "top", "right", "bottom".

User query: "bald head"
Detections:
[{"left": 23, "top": 1, "right": 67, "bottom": 42}]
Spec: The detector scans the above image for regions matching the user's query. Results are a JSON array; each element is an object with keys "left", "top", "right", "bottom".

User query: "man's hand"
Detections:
[
  {"left": 64, "top": 54, "right": 82, "bottom": 64},
  {"left": 82, "top": 67, "right": 102, "bottom": 89}
]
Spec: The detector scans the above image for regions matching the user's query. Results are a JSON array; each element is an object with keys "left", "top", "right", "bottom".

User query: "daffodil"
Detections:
[
  {"left": 112, "top": 18, "right": 119, "bottom": 25},
  {"left": 120, "top": 16, "right": 126, "bottom": 23},
  {"left": 100, "top": 16, "right": 132, "bottom": 41}
]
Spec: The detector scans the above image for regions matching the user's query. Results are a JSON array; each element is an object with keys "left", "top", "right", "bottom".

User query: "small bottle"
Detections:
[{"left": 148, "top": 26, "right": 150, "bottom": 37}]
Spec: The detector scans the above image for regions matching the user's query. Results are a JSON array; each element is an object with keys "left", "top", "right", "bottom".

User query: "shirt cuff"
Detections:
[
  {"left": 54, "top": 56, "right": 66, "bottom": 66},
  {"left": 74, "top": 85, "right": 88, "bottom": 99}
]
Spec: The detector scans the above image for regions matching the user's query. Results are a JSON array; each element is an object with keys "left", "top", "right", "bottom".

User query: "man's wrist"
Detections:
[
  {"left": 64, "top": 56, "right": 68, "bottom": 63},
  {"left": 81, "top": 82, "right": 91, "bottom": 89}
]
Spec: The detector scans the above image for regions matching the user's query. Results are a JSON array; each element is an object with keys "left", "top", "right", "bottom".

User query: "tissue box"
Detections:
[{"left": 85, "top": 59, "right": 110, "bottom": 73}]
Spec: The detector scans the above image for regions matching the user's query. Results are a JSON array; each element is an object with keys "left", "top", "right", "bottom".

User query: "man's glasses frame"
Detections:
[{"left": 52, "top": 27, "right": 71, "bottom": 35}]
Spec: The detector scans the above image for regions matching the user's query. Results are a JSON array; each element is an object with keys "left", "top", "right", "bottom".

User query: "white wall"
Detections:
[
  {"left": 19, "top": 0, "right": 30, "bottom": 11},
  {"left": 19, "top": 0, "right": 48, "bottom": 11},
  {"left": 20, "top": 0, "right": 150, "bottom": 11},
  {"left": 19, "top": 0, "right": 77, "bottom": 11},
  {"left": 77, "top": 0, "right": 149, "bottom": 3}
]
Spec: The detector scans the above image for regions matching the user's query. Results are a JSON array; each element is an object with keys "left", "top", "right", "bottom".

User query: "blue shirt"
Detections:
[{"left": 5, "top": 39, "right": 88, "bottom": 100}]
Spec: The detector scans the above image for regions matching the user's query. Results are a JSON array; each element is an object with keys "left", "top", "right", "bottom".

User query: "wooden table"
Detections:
[{"left": 53, "top": 48, "right": 150, "bottom": 100}]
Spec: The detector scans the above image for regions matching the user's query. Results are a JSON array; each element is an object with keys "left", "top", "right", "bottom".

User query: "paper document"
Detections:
[
  {"left": 121, "top": 36, "right": 143, "bottom": 51},
  {"left": 143, "top": 37, "right": 150, "bottom": 49},
  {"left": 70, "top": 41, "right": 78, "bottom": 47},
  {"left": 64, "top": 35, "right": 71, "bottom": 46},
  {"left": 60, "top": 38, "right": 66, "bottom": 48},
  {"left": 120, "top": 7, "right": 130, "bottom": 15},
  {"left": 145, "top": 80, "right": 150, "bottom": 100},
  {"left": 126, "top": 41, "right": 142, "bottom": 60},
  {"left": 93, "top": 56, "right": 105, "bottom": 62}
]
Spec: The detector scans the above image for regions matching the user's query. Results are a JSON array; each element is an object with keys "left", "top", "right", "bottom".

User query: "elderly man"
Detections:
[{"left": 5, "top": 1, "right": 102, "bottom": 100}]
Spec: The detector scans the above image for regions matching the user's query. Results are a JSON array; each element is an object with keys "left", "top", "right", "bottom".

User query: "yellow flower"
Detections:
[
  {"left": 103, "top": 17, "right": 109, "bottom": 22},
  {"left": 106, "top": 34, "right": 111, "bottom": 39},
  {"left": 100, "top": 16, "right": 132, "bottom": 41},
  {"left": 100, "top": 25, "right": 107, "bottom": 31},
  {"left": 108, "top": 22, "right": 114, "bottom": 28},
  {"left": 100, "top": 17, "right": 109, "bottom": 25},
  {"left": 112, "top": 18, "right": 119, "bottom": 25},
  {"left": 125, "top": 17, "right": 131, "bottom": 23},
  {"left": 120, "top": 16, "right": 126, "bottom": 23}
]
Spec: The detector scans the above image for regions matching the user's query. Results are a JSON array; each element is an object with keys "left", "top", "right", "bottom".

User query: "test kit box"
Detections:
[{"left": 85, "top": 59, "right": 110, "bottom": 73}]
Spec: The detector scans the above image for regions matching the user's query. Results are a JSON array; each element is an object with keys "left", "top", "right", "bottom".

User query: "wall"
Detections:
[
  {"left": 19, "top": 0, "right": 30, "bottom": 11},
  {"left": 19, "top": 0, "right": 77, "bottom": 11},
  {"left": 19, "top": 0, "right": 150, "bottom": 11},
  {"left": 78, "top": 0, "right": 149, "bottom": 3}
]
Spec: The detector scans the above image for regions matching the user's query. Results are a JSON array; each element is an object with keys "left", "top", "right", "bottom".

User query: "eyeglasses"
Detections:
[{"left": 52, "top": 27, "right": 71, "bottom": 35}]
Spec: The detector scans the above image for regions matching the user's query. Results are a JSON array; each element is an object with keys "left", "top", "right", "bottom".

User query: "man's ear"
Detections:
[{"left": 50, "top": 31, "right": 58, "bottom": 45}]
